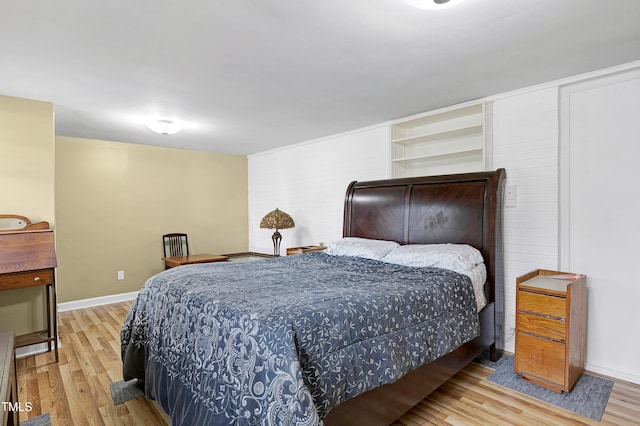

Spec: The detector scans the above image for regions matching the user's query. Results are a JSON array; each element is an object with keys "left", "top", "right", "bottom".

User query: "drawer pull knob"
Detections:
[{"left": 33, "top": 277, "right": 41, "bottom": 282}]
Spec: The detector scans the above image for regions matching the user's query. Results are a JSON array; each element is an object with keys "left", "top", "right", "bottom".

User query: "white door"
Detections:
[{"left": 560, "top": 68, "right": 640, "bottom": 384}]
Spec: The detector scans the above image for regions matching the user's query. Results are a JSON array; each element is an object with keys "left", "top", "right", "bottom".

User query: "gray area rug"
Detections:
[
  {"left": 485, "top": 355, "right": 613, "bottom": 421},
  {"left": 22, "top": 413, "right": 51, "bottom": 426},
  {"left": 110, "top": 378, "right": 144, "bottom": 405}
]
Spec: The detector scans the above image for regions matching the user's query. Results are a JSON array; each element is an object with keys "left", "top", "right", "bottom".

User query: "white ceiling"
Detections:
[{"left": 2, "top": 0, "right": 640, "bottom": 156}]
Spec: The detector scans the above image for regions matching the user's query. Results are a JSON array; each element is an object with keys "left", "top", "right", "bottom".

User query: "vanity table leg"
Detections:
[
  {"left": 52, "top": 279, "right": 58, "bottom": 362},
  {"left": 46, "top": 283, "right": 52, "bottom": 353}
]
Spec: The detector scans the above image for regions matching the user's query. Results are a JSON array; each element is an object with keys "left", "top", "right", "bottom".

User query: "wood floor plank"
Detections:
[
  {"left": 25, "top": 375, "right": 41, "bottom": 417},
  {"left": 70, "top": 368, "right": 106, "bottom": 426},
  {"left": 36, "top": 370, "right": 51, "bottom": 419},
  {"left": 16, "top": 301, "right": 640, "bottom": 425}
]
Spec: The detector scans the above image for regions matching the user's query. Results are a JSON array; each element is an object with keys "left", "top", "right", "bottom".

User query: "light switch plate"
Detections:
[{"left": 505, "top": 185, "right": 517, "bottom": 207}]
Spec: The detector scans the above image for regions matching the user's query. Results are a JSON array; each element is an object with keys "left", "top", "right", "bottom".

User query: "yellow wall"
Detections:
[
  {"left": 55, "top": 136, "right": 248, "bottom": 302},
  {"left": 0, "top": 95, "right": 55, "bottom": 335},
  {"left": 0, "top": 93, "right": 248, "bottom": 337}
]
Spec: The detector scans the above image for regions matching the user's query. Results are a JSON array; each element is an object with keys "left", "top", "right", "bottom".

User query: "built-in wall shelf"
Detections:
[
  {"left": 392, "top": 124, "right": 483, "bottom": 146},
  {"left": 391, "top": 102, "right": 486, "bottom": 178},
  {"left": 392, "top": 147, "right": 483, "bottom": 163}
]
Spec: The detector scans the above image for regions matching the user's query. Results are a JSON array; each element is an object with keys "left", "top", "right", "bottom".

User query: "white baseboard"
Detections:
[
  {"left": 586, "top": 361, "right": 640, "bottom": 386},
  {"left": 57, "top": 290, "right": 139, "bottom": 312}
]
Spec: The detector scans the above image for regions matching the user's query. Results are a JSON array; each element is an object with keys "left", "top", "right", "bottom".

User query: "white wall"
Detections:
[
  {"left": 491, "top": 87, "right": 561, "bottom": 352},
  {"left": 560, "top": 69, "right": 640, "bottom": 384},
  {"left": 247, "top": 63, "right": 640, "bottom": 384},
  {"left": 248, "top": 125, "right": 390, "bottom": 254}
]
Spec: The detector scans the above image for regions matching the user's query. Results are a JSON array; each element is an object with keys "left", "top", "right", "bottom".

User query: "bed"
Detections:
[{"left": 121, "top": 168, "right": 505, "bottom": 425}]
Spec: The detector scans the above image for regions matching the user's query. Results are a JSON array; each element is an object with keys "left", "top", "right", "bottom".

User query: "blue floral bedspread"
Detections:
[{"left": 121, "top": 252, "right": 480, "bottom": 425}]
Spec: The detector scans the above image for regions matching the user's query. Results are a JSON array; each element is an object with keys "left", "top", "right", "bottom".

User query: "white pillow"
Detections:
[
  {"left": 381, "top": 243, "right": 484, "bottom": 272},
  {"left": 325, "top": 237, "right": 400, "bottom": 261}
]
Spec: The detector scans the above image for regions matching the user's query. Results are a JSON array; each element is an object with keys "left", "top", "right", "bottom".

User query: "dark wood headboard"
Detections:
[
  {"left": 326, "top": 169, "right": 506, "bottom": 425},
  {"left": 343, "top": 169, "right": 506, "bottom": 307}
]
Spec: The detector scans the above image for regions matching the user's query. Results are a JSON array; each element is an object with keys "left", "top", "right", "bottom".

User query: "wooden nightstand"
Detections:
[
  {"left": 514, "top": 269, "right": 587, "bottom": 392},
  {"left": 286, "top": 246, "right": 326, "bottom": 255}
]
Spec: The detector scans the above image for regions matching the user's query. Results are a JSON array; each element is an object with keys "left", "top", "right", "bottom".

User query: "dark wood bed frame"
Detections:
[{"left": 324, "top": 168, "right": 506, "bottom": 425}]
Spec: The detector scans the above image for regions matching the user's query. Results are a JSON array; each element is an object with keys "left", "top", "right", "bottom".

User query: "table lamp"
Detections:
[{"left": 259, "top": 208, "right": 295, "bottom": 256}]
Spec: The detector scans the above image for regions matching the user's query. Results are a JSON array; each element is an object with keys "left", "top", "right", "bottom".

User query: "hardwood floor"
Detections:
[
  {"left": 392, "top": 364, "right": 640, "bottom": 426},
  {"left": 16, "top": 301, "right": 640, "bottom": 425},
  {"left": 17, "top": 302, "right": 166, "bottom": 426}
]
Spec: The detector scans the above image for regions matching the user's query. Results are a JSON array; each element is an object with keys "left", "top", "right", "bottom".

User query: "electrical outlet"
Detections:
[{"left": 117, "top": 270, "right": 125, "bottom": 280}]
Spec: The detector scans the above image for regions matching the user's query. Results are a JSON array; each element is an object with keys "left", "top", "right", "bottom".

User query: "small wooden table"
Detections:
[
  {"left": 163, "top": 254, "right": 229, "bottom": 269},
  {"left": 0, "top": 332, "right": 18, "bottom": 426},
  {"left": 223, "top": 252, "right": 275, "bottom": 262},
  {"left": 286, "top": 245, "right": 326, "bottom": 255}
]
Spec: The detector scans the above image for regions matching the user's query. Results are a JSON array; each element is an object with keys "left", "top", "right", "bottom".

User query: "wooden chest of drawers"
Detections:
[{"left": 514, "top": 269, "right": 587, "bottom": 392}]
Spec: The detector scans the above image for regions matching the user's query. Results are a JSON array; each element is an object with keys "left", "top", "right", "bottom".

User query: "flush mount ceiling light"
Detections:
[
  {"left": 405, "top": 0, "right": 465, "bottom": 10},
  {"left": 146, "top": 118, "right": 184, "bottom": 135}
]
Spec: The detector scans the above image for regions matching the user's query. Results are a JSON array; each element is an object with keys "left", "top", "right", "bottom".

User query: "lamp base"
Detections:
[{"left": 271, "top": 230, "right": 282, "bottom": 256}]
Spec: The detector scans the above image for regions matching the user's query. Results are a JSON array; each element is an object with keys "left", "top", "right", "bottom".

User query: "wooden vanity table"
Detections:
[{"left": 0, "top": 215, "right": 58, "bottom": 362}]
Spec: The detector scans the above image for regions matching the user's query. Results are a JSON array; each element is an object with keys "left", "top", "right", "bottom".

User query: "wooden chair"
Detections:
[{"left": 163, "top": 233, "right": 189, "bottom": 258}]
